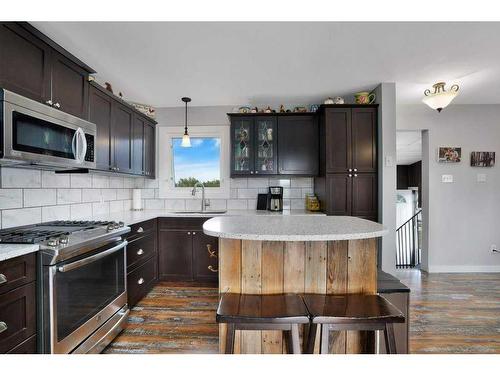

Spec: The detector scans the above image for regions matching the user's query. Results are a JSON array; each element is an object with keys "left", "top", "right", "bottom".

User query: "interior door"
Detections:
[
  {"left": 325, "top": 108, "right": 352, "bottom": 173},
  {"left": 132, "top": 115, "right": 144, "bottom": 175},
  {"left": 112, "top": 102, "right": 132, "bottom": 173},
  {"left": 158, "top": 230, "right": 193, "bottom": 281},
  {"left": 326, "top": 174, "right": 352, "bottom": 216},
  {"left": 50, "top": 51, "right": 89, "bottom": 120},
  {"left": 0, "top": 23, "right": 51, "bottom": 104},
  {"left": 351, "top": 108, "right": 377, "bottom": 173},
  {"left": 88, "top": 85, "right": 112, "bottom": 171}
]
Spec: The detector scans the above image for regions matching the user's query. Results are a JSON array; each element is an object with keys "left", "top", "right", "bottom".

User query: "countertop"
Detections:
[
  {"left": 0, "top": 209, "right": 324, "bottom": 262},
  {"left": 203, "top": 215, "right": 387, "bottom": 241}
]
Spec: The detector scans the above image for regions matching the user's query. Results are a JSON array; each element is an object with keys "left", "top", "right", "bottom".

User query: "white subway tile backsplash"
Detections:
[
  {"left": 227, "top": 199, "right": 247, "bottom": 210},
  {"left": 101, "top": 189, "right": 117, "bottom": 201},
  {"left": 247, "top": 178, "right": 270, "bottom": 188},
  {"left": 144, "top": 178, "right": 159, "bottom": 189},
  {"left": 283, "top": 188, "right": 302, "bottom": 199},
  {"left": 1, "top": 168, "right": 41, "bottom": 188},
  {"left": 92, "top": 202, "right": 110, "bottom": 215},
  {"left": 230, "top": 189, "right": 238, "bottom": 199},
  {"left": 208, "top": 199, "right": 227, "bottom": 210},
  {"left": 237, "top": 188, "right": 259, "bottom": 199},
  {"left": 24, "top": 189, "right": 56, "bottom": 207},
  {"left": 247, "top": 199, "right": 257, "bottom": 210},
  {"left": 109, "top": 200, "right": 124, "bottom": 212},
  {"left": 2, "top": 207, "right": 41, "bottom": 228},
  {"left": 268, "top": 178, "right": 291, "bottom": 188},
  {"left": 185, "top": 199, "right": 203, "bottom": 211},
  {"left": 123, "top": 178, "right": 135, "bottom": 188},
  {"left": 145, "top": 199, "right": 165, "bottom": 210},
  {"left": 70, "top": 203, "right": 93, "bottom": 220},
  {"left": 42, "top": 171, "right": 70, "bottom": 188},
  {"left": 123, "top": 200, "right": 133, "bottom": 211},
  {"left": 116, "top": 189, "right": 132, "bottom": 200},
  {"left": 230, "top": 178, "right": 247, "bottom": 188},
  {"left": 82, "top": 188, "right": 102, "bottom": 203},
  {"left": 165, "top": 199, "right": 185, "bottom": 211},
  {"left": 92, "top": 175, "right": 109, "bottom": 188},
  {"left": 291, "top": 177, "right": 313, "bottom": 188},
  {"left": 70, "top": 174, "right": 92, "bottom": 188},
  {"left": 42, "top": 205, "right": 70, "bottom": 221},
  {"left": 141, "top": 189, "right": 155, "bottom": 199},
  {"left": 57, "top": 189, "right": 82, "bottom": 204},
  {"left": 0, "top": 189, "right": 23, "bottom": 209},
  {"left": 134, "top": 178, "right": 145, "bottom": 188},
  {"left": 290, "top": 198, "right": 306, "bottom": 209},
  {"left": 109, "top": 177, "right": 124, "bottom": 188}
]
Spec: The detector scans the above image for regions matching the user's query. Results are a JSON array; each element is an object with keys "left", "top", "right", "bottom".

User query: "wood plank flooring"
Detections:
[{"left": 104, "top": 272, "right": 500, "bottom": 354}]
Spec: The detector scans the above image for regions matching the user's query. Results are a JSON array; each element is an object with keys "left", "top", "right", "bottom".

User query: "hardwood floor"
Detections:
[
  {"left": 396, "top": 270, "right": 500, "bottom": 354},
  {"left": 105, "top": 273, "right": 500, "bottom": 354}
]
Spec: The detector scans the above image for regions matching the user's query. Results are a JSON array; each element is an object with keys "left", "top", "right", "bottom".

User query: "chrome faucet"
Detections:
[{"left": 191, "top": 182, "right": 210, "bottom": 212}]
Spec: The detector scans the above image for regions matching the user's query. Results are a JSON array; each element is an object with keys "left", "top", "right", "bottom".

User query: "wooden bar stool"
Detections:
[
  {"left": 216, "top": 293, "right": 310, "bottom": 354},
  {"left": 302, "top": 294, "right": 405, "bottom": 354}
]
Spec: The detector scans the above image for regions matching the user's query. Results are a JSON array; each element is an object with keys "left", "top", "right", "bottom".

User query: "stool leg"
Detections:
[
  {"left": 320, "top": 324, "right": 329, "bottom": 354},
  {"left": 305, "top": 323, "right": 317, "bottom": 354},
  {"left": 384, "top": 323, "right": 397, "bottom": 354},
  {"left": 225, "top": 323, "right": 235, "bottom": 354},
  {"left": 291, "top": 324, "right": 301, "bottom": 354},
  {"left": 284, "top": 329, "right": 293, "bottom": 354}
]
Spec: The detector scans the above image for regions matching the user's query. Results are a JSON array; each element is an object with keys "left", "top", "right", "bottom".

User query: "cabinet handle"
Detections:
[
  {"left": 192, "top": 232, "right": 196, "bottom": 235},
  {"left": 348, "top": 174, "right": 352, "bottom": 178},
  {"left": 0, "top": 273, "right": 7, "bottom": 285},
  {"left": 137, "top": 249, "right": 144, "bottom": 255},
  {"left": 137, "top": 227, "right": 144, "bottom": 233},
  {"left": 54, "top": 102, "right": 61, "bottom": 109},
  {"left": 354, "top": 174, "right": 358, "bottom": 177},
  {"left": 353, "top": 168, "right": 358, "bottom": 172},
  {"left": 207, "top": 244, "right": 217, "bottom": 258},
  {"left": 0, "top": 321, "right": 7, "bottom": 334},
  {"left": 255, "top": 171, "right": 259, "bottom": 174},
  {"left": 207, "top": 265, "right": 218, "bottom": 273},
  {"left": 45, "top": 99, "right": 53, "bottom": 106},
  {"left": 187, "top": 232, "right": 191, "bottom": 235},
  {"left": 348, "top": 168, "right": 352, "bottom": 172},
  {"left": 137, "top": 277, "right": 145, "bottom": 285}
]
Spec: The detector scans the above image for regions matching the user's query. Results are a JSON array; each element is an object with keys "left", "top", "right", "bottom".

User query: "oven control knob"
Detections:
[
  {"left": 118, "top": 221, "right": 125, "bottom": 227},
  {"left": 47, "top": 238, "right": 59, "bottom": 247},
  {"left": 113, "top": 222, "right": 120, "bottom": 229},
  {"left": 107, "top": 224, "right": 115, "bottom": 231},
  {"left": 59, "top": 235, "right": 69, "bottom": 245}
]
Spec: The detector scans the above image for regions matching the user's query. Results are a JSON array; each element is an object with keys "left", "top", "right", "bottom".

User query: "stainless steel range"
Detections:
[{"left": 0, "top": 220, "right": 131, "bottom": 354}]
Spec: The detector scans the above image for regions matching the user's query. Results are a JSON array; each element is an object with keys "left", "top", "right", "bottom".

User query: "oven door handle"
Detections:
[{"left": 57, "top": 240, "right": 128, "bottom": 273}]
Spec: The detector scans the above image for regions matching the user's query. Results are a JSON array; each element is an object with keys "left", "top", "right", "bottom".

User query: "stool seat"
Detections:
[
  {"left": 217, "top": 293, "right": 310, "bottom": 324},
  {"left": 302, "top": 294, "right": 405, "bottom": 325}
]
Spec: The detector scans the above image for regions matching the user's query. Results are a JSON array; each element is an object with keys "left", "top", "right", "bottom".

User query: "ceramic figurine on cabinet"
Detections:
[
  {"left": 238, "top": 106, "right": 251, "bottom": 113},
  {"left": 279, "top": 105, "right": 286, "bottom": 113},
  {"left": 324, "top": 97, "right": 334, "bottom": 104},
  {"left": 251, "top": 107, "right": 258, "bottom": 113},
  {"left": 104, "top": 82, "right": 114, "bottom": 93},
  {"left": 354, "top": 91, "right": 376, "bottom": 104},
  {"left": 264, "top": 106, "right": 273, "bottom": 113},
  {"left": 310, "top": 104, "right": 320, "bottom": 112},
  {"left": 332, "top": 96, "right": 345, "bottom": 104}
]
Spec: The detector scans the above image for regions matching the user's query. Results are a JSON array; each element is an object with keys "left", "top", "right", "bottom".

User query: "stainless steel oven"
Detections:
[
  {"left": 0, "top": 88, "right": 96, "bottom": 170},
  {"left": 40, "top": 236, "right": 129, "bottom": 353}
]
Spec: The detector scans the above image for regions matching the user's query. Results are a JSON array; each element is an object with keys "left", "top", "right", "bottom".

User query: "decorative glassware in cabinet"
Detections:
[
  {"left": 234, "top": 121, "right": 251, "bottom": 171},
  {"left": 256, "top": 119, "right": 275, "bottom": 173}
]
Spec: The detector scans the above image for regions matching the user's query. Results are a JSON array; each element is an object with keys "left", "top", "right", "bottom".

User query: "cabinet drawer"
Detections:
[
  {"left": 127, "top": 219, "right": 156, "bottom": 240},
  {"left": 0, "top": 253, "right": 36, "bottom": 295},
  {"left": 127, "top": 256, "right": 157, "bottom": 308},
  {"left": 0, "top": 282, "right": 36, "bottom": 353},
  {"left": 6, "top": 334, "right": 37, "bottom": 354},
  {"left": 127, "top": 233, "right": 156, "bottom": 271},
  {"left": 159, "top": 217, "right": 207, "bottom": 230}
]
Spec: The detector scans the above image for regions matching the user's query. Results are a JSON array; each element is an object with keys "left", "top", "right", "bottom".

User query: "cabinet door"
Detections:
[
  {"left": 278, "top": 115, "right": 318, "bottom": 175},
  {"left": 112, "top": 102, "right": 133, "bottom": 173},
  {"left": 0, "top": 23, "right": 51, "bottom": 103},
  {"left": 88, "top": 85, "right": 113, "bottom": 171},
  {"left": 352, "top": 108, "right": 377, "bottom": 173},
  {"left": 231, "top": 117, "right": 255, "bottom": 175},
  {"left": 143, "top": 121, "right": 156, "bottom": 178},
  {"left": 351, "top": 173, "right": 378, "bottom": 220},
  {"left": 326, "top": 174, "right": 352, "bottom": 216},
  {"left": 50, "top": 51, "right": 89, "bottom": 119},
  {"left": 254, "top": 116, "right": 277, "bottom": 175},
  {"left": 325, "top": 108, "right": 352, "bottom": 173},
  {"left": 132, "top": 115, "right": 145, "bottom": 175},
  {"left": 192, "top": 231, "right": 218, "bottom": 283},
  {"left": 158, "top": 230, "right": 193, "bottom": 281}
]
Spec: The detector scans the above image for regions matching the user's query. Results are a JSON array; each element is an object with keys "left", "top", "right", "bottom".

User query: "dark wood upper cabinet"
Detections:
[
  {"left": 132, "top": 115, "right": 145, "bottom": 175},
  {"left": 352, "top": 108, "right": 377, "bottom": 173},
  {"left": 112, "top": 103, "right": 133, "bottom": 174},
  {"left": 229, "top": 113, "right": 318, "bottom": 177},
  {"left": 88, "top": 84, "right": 113, "bottom": 171},
  {"left": 50, "top": 51, "right": 89, "bottom": 119},
  {"left": 277, "top": 114, "right": 318, "bottom": 175},
  {"left": 325, "top": 108, "right": 352, "bottom": 173},
  {"left": 143, "top": 121, "right": 156, "bottom": 178},
  {"left": 0, "top": 23, "right": 51, "bottom": 104}
]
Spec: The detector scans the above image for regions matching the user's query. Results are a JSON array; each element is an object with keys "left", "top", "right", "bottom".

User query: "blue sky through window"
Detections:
[{"left": 172, "top": 137, "right": 221, "bottom": 187}]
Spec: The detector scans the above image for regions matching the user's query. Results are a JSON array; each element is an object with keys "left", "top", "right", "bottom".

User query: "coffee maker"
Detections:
[{"left": 267, "top": 186, "right": 283, "bottom": 212}]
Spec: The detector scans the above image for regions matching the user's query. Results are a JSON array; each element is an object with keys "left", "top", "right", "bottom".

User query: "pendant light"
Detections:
[
  {"left": 422, "top": 82, "right": 459, "bottom": 112},
  {"left": 181, "top": 97, "right": 192, "bottom": 147}
]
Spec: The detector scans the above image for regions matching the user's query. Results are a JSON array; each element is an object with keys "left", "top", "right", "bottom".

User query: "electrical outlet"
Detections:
[{"left": 442, "top": 174, "right": 453, "bottom": 183}]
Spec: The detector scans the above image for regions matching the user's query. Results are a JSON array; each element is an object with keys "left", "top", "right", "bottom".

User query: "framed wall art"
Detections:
[
  {"left": 471, "top": 151, "right": 495, "bottom": 167},
  {"left": 438, "top": 147, "right": 461, "bottom": 163}
]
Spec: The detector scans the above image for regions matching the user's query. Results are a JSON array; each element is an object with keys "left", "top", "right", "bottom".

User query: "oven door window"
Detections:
[
  {"left": 12, "top": 111, "right": 77, "bottom": 159},
  {"left": 54, "top": 246, "right": 125, "bottom": 342}
]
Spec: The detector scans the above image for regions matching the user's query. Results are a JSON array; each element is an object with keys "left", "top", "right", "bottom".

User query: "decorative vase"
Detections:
[{"left": 354, "top": 91, "right": 376, "bottom": 104}]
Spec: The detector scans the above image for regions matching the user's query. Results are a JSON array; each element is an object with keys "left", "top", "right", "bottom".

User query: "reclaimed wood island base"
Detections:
[{"left": 203, "top": 216, "right": 387, "bottom": 354}]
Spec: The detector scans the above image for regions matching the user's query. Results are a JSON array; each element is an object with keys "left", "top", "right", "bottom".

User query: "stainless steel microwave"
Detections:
[{"left": 0, "top": 88, "right": 96, "bottom": 170}]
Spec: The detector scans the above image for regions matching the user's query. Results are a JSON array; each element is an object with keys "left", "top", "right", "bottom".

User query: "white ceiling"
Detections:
[
  {"left": 32, "top": 22, "right": 500, "bottom": 108},
  {"left": 397, "top": 131, "right": 422, "bottom": 165}
]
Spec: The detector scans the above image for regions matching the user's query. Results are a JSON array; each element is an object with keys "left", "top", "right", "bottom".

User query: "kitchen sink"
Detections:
[{"left": 173, "top": 210, "right": 227, "bottom": 215}]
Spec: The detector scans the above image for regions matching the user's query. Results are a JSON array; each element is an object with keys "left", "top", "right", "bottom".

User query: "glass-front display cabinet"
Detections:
[{"left": 230, "top": 116, "right": 277, "bottom": 176}]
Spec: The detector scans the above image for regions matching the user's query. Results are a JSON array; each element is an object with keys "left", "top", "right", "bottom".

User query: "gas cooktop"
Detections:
[{"left": 0, "top": 220, "right": 125, "bottom": 245}]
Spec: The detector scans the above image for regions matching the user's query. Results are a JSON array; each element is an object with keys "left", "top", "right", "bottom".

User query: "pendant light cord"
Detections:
[{"left": 184, "top": 100, "right": 188, "bottom": 135}]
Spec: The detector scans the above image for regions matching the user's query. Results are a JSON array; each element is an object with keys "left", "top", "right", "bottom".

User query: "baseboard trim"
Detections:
[{"left": 427, "top": 265, "right": 500, "bottom": 273}]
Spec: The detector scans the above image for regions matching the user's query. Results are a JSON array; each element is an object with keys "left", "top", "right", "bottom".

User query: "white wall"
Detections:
[{"left": 397, "top": 104, "right": 500, "bottom": 272}]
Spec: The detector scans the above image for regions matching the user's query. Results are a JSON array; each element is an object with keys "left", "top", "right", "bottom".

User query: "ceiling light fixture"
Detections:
[
  {"left": 422, "top": 82, "right": 459, "bottom": 112},
  {"left": 181, "top": 97, "right": 191, "bottom": 147}
]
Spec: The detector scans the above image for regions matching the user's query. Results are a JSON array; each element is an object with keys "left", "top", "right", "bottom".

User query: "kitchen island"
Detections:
[{"left": 203, "top": 215, "right": 387, "bottom": 354}]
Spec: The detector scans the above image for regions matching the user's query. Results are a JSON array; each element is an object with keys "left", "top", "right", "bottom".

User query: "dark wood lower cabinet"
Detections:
[
  {"left": 158, "top": 218, "right": 218, "bottom": 284},
  {"left": 127, "top": 256, "right": 157, "bottom": 308},
  {"left": 352, "top": 173, "right": 378, "bottom": 220},
  {"left": 6, "top": 334, "right": 37, "bottom": 354}
]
